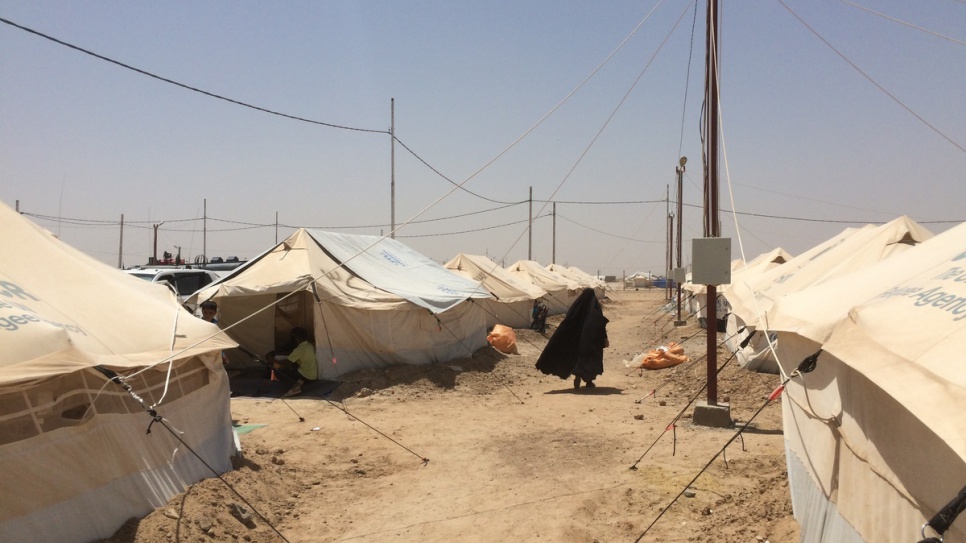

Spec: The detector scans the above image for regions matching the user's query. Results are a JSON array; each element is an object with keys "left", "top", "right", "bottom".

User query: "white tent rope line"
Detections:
[
  {"left": 635, "top": 355, "right": 816, "bottom": 541},
  {"left": 94, "top": 366, "right": 294, "bottom": 543},
  {"left": 710, "top": 12, "right": 792, "bottom": 382},
  {"left": 311, "top": 283, "right": 338, "bottom": 367}
]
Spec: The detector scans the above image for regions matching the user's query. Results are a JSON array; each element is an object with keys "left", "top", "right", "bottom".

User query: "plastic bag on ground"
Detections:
[{"left": 487, "top": 324, "right": 518, "bottom": 354}]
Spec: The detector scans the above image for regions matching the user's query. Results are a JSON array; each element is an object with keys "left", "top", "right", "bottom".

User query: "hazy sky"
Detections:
[{"left": 2, "top": 1, "right": 964, "bottom": 276}]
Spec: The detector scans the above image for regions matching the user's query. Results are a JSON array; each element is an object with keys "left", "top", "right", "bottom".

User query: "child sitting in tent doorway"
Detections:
[
  {"left": 531, "top": 299, "right": 549, "bottom": 334},
  {"left": 272, "top": 327, "right": 318, "bottom": 397}
]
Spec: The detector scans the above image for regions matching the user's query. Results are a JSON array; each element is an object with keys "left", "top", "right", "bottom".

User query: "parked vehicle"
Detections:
[{"left": 124, "top": 267, "right": 224, "bottom": 310}]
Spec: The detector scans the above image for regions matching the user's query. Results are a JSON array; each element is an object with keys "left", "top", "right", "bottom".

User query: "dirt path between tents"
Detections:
[{"left": 97, "top": 288, "right": 800, "bottom": 543}]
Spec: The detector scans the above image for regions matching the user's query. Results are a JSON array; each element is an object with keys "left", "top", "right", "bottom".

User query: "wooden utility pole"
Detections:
[{"left": 704, "top": 0, "right": 721, "bottom": 405}]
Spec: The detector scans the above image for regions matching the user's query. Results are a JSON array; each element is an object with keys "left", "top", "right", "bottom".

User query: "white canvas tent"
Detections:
[
  {"left": 625, "top": 271, "right": 653, "bottom": 288},
  {"left": 723, "top": 217, "right": 932, "bottom": 373},
  {"left": 444, "top": 253, "right": 548, "bottom": 329},
  {"left": 0, "top": 200, "right": 236, "bottom": 543},
  {"left": 192, "top": 230, "right": 491, "bottom": 379},
  {"left": 546, "top": 263, "right": 606, "bottom": 300},
  {"left": 684, "top": 247, "right": 792, "bottom": 324},
  {"left": 504, "top": 260, "right": 582, "bottom": 315},
  {"left": 766, "top": 220, "right": 966, "bottom": 542}
]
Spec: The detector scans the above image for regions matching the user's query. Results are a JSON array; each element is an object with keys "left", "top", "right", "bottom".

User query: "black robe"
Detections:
[{"left": 535, "top": 289, "right": 608, "bottom": 382}]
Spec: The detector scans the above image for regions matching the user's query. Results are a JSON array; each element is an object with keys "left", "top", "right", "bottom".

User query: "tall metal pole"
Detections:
[
  {"left": 705, "top": 0, "right": 721, "bottom": 406},
  {"left": 203, "top": 198, "right": 207, "bottom": 263},
  {"left": 275, "top": 211, "right": 278, "bottom": 244},
  {"left": 390, "top": 98, "right": 396, "bottom": 239},
  {"left": 552, "top": 201, "right": 556, "bottom": 264},
  {"left": 528, "top": 186, "right": 533, "bottom": 260},
  {"left": 118, "top": 214, "right": 124, "bottom": 269}
]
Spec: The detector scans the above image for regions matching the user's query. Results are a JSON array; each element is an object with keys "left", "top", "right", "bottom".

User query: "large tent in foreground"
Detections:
[
  {"left": 0, "top": 200, "right": 236, "bottom": 543},
  {"left": 766, "top": 220, "right": 966, "bottom": 543},
  {"left": 504, "top": 260, "right": 582, "bottom": 315},
  {"left": 444, "top": 253, "right": 548, "bottom": 329},
  {"left": 723, "top": 216, "right": 932, "bottom": 373},
  {"left": 192, "top": 230, "right": 492, "bottom": 379}
]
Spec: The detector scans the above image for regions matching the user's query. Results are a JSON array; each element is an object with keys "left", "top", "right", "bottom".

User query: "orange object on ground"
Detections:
[
  {"left": 637, "top": 341, "right": 689, "bottom": 370},
  {"left": 487, "top": 324, "right": 518, "bottom": 354}
]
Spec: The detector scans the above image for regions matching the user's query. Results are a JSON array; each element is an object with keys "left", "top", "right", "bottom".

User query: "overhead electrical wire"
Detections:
[
  {"left": 382, "top": 0, "right": 677, "bottom": 243},
  {"left": 10, "top": 3, "right": 959, "bottom": 269},
  {"left": 526, "top": 0, "right": 694, "bottom": 278},
  {"left": 533, "top": 198, "right": 666, "bottom": 205},
  {"left": 556, "top": 213, "right": 665, "bottom": 244},
  {"left": 24, "top": 199, "right": 961, "bottom": 240},
  {"left": 677, "top": 0, "right": 700, "bottom": 158},
  {"left": 0, "top": 16, "right": 388, "bottom": 135},
  {"left": 392, "top": 136, "right": 523, "bottom": 205},
  {"left": 776, "top": 0, "right": 965, "bottom": 154},
  {"left": 398, "top": 215, "right": 551, "bottom": 239},
  {"left": 0, "top": 14, "right": 665, "bottom": 208},
  {"left": 835, "top": 0, "right": 966, "bottom": 45}
]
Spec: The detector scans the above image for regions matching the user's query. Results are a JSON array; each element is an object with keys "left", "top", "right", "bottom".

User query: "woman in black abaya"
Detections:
[{"left": 535, "top": 289, "right": 609, "bottom": 389}]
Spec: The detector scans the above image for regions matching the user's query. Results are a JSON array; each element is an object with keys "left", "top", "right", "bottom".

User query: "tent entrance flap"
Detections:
[{"left": 273, "top": 292, "right": 315, "bottom": 353}]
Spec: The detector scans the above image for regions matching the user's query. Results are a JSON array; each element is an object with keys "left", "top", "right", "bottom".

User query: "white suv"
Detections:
[{"left": 124, "top": 267, "right": 223, "bottom": 309}]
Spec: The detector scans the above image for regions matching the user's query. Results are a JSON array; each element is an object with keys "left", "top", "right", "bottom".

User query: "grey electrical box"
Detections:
[
  {"left": 671, "top": 267, "right": 686, "bottom": 282},
  {"left": 692, "top": 238, "right": 731, "bottom": 285}
]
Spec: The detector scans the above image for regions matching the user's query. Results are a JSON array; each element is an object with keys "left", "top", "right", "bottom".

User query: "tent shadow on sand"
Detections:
[
  {"left": 322, "top": 346, "right": 511, "bottom": 401},
  {"left": 228, "top": 374, "right": 342, "bottom": 399}
]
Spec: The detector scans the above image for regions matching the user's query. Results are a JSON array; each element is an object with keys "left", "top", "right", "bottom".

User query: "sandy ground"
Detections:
[{"left": 97, "top": 288, "right": 800, "bottom": 543}]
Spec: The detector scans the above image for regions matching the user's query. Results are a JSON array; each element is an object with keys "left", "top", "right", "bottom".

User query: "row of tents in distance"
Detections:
[{"left": 0, "top": 199, "right": 606, "bottom": 543}]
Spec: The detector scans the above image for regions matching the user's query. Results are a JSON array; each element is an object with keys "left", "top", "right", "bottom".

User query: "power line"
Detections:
[
  {"left": 776, "top": 0, "right": 965, "bottom": 154},
  {"left": 0, "top": 15, "right": 587, "bottom": 208},
  {"left": 720, "top": 207, "right": 962, "bottom": 225},
  {"left": 556, "top": 213, "right": 665, "bottom": 244},
  {"left": 534, "top": 198, "right": 667, "bottom": 205},
  {"left": 398, "top": 215, "right": 551, "bottom": 239},
  {"left": 22, "top": 206, "right": 963, "bottom": 235},
  {"left": 393, "top": 136, "right": 523, "bottom": 205},
  {"left": 836, "top": 0, "right": 966, "bottom": 45},
  {"left": 0, "top": 16, "right": 389, "bottom": 135}
]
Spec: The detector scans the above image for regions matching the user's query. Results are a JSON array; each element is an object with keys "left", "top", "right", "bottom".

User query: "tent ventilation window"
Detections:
[{"left": 0, "top": 358, "right": 211, "bottom": 446}]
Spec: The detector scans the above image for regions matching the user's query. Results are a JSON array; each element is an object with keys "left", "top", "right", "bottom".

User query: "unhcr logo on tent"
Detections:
[
  {"left": 380, "top": 249, "right": 406, "bottom": 267},
  {"left": 954, "top": 251, "right": 966, "bottom": 262},
  {"left": 437, "top": 285, "right": 458, "bottom": 295}
]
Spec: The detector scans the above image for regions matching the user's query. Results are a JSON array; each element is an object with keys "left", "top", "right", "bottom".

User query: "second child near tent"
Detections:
[{"left": 531, "top": 298, "right": 549, "bottom": 334}]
